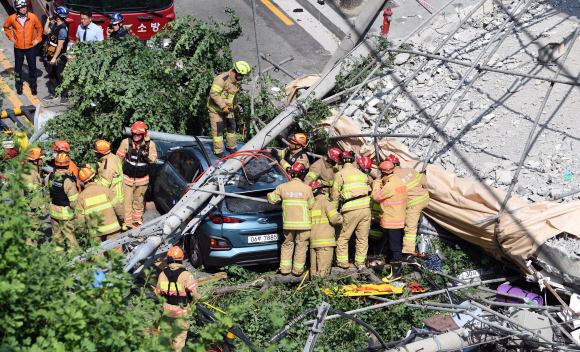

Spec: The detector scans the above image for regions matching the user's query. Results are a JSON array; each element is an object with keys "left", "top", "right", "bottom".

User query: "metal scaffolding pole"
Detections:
[
  {"left": 260, "top": 53, "right": 297, "bottom": 79},
  {"left": 417, "top": 0, "right": 534, "bottom": 173},
  {"left": 488, "top": 27, "right": 579, "bottom": 254},
  {"left": 326, "top": 0, "right": 457, "bottom": 139},
  {"left": 368, "top": 0, "right": 488, "bottom": 162},
  {"left": 384, "top": 48, "right": 580, "bottom": 86},
  {"left": 411, "top": 0, "right": 529, "bottom": 150},
  {"left": 251, "top": 0, "right": 264, "bottom": 88}
]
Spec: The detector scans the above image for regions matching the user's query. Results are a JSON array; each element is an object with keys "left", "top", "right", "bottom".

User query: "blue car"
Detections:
[{"left": 150, "top": 138, "right": 288, "bottom": 268}]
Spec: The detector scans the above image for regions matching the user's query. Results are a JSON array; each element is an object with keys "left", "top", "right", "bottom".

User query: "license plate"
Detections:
[{"left": 248, "top": 234, "right": 278, "bottom": 244}]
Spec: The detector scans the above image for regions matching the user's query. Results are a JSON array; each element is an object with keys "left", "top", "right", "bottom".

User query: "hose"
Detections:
[
  {"left": 327, "top": 308, "right": 389, "bottom": 350},
  {"left": 266, "top": 308, "right": 318, "bottom": 345}
]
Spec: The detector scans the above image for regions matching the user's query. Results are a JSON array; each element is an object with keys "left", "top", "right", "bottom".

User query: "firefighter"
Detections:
[
  {"left": 304, "top": 147, "right": 342, "bottom": 191},
  {"left": 267, "top": 163, "right": 314, "bottom": 275},
  {"left": 116, "top": 121, "right": 158, "bottom": 230},
  {"left": 75, "top": 167, "right": 124, "bottom": 254},
  {"left": 22, "top": 147, "right": 46, "bottom": 233},
  {"left": 45, "top": 153, "right": 79, "bottom": 252},
  {"left": 90, "top": 140, "right": 124, "bottom": 205},
  {"left": 355, "top": 156, "right": 382, "bottom": 245},
  {"left": 270, "top": 133, "right": 310, "bottom": 171},
  {"left": 332, "top": 151, "right": 371, "bottom": 269},
  {"left": 52, "top": 140, "right": 80, "bottom": 191},
  {"left": 388, "top": 154, "right": 430, "bottom": 263},
  {"left": 371, "top": 161, "right": 408, "bottom": 282},
  {"left": 156, "top": 246, "right": 201, "bottom": 352},
  {"left": 309, "top": 181, "right": 343, "bottom": 278},
  {"left": 207, "top": 61, "right": 250, "bottom": 157}
]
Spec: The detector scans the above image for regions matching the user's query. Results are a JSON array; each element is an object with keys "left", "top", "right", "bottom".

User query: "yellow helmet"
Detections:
[{"left": 233, "top": 61, "right": 251, "bottom": 75}]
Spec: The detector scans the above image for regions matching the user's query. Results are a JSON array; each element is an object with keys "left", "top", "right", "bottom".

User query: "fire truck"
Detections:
[{"left": 25, "top": 0, "right": 175, "bottom": 43}]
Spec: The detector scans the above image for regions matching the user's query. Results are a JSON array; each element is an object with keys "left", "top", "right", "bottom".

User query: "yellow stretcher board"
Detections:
[{"left": 323, "top": 283, "right": 406, "bottom": 297}]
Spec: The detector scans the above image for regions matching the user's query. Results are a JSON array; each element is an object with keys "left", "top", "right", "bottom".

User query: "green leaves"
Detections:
[{"left": 44, "top": 10, "right": 243, "bottom": 165}]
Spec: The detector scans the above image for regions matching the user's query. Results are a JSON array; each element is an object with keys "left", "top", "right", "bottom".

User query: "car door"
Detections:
[{"left": 166, "top": 150, "right": 203, "bottom": 203}]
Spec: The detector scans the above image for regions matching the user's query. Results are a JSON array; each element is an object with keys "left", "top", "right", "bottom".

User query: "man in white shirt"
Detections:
[{"left": 76, "top": 9, "right": 103, "bottom": 42}]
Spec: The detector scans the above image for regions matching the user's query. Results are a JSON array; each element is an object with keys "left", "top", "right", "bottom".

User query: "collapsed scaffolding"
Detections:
[{"left": 51, "top": 0, "right": 580, "bottom": 350}]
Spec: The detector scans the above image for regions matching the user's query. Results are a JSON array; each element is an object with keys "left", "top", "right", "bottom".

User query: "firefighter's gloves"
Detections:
[
  {"left": 270, "top": 148, "right": 281, "bottom": 162},
  {"left": 223, "top": 105, "right": 235, "bottom": 114}
]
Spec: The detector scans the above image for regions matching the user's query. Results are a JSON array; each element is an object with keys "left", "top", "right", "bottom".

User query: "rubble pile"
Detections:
[{"left": 336, "top": 0, "right": 580, "bottom": 203}]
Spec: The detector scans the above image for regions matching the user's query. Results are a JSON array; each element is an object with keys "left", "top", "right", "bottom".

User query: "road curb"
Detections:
[{"left": 295, "top": 0, "right": 353, "bottom": 39}]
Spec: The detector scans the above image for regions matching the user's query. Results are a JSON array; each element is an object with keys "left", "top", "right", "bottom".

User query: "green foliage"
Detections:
[
  {"left": 43, "top": 10, "right": 243, "bottom": 165},
  {"left": 0, "top": 152, "right": 173, "bottom": 351}
]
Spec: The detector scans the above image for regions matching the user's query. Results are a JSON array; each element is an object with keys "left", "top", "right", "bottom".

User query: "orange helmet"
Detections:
[
  {"left": 378, "top": 161, "right": 395, "bottom": 175},
  {"left": 92, "top": 140, "right": 111, "bottom": 155},
  {"left": 131, "top": 121, "right": 147, "bottom": 135},
  {"left": 289, "top": 133, "right": 307, "bottom": 147},
  {"left": 26, "top": 147, "right": 44, "bottom": 161},
  {"left": 167, "top": 246, "right": 184, "bottom": 261},
  {"left": 52, "top": 140, "right": 70, "bottom": 153},
  {"left": 79, "top": 167, "right": 96, "bottom": 183},
  {"left": 54, "top": 152, "right": 71, "bottom": 167}
]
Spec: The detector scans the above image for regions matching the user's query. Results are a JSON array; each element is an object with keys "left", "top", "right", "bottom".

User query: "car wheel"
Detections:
[{"left": 185, "top": 233, "right": 203, "bottom": 268}]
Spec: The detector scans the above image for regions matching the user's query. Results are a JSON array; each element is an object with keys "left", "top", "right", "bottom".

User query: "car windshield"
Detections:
[
  {"left": 225, "top": 191, "right": 282, "bottom": 214},
  {"left": 64, "top": 0, "right": 172, "bottom": 13}
]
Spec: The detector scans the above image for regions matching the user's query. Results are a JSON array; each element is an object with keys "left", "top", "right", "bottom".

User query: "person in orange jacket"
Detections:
[{"left": 3, "top": 0, "right": 43, "bottom": 96}]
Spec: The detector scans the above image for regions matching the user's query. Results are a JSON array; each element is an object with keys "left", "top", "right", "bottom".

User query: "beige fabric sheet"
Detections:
[
  {"left": 320, "top": 113, "right": 580, "bottom": 263},
  {"left": 285, "top": 74, "right": 321, "bottom": 105}
]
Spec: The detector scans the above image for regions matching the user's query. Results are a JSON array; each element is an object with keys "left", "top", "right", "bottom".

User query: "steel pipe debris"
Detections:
[
  {"left": 251, "top": 0, "right": 264, "bottom": 87},
  {"left": 327, "top": 0, "right": 457, "bottom": 137},
  {"left": 303, "top": 276, "right": 519, "bottom": 325},
  {"left": 491, "top": 27, "right": 579, "bottom": 257},
  {"left": 260, "top": 53, "right": 297, "bottom": 80},
  {"left": 552, "top": 187, "right": 580, "bottom": 200},
  {"left": 186, "top": 187, "right": 270, "bottom": 203},
  {"left": 386, "top": 49, "right": 580, "bottom": 86},
  {"left": 370, "top": 0, "right": 489, "bottom": 162},
  {"left": 412, "top": 0, "right": 529, "bottom": 149},
  {"left": 263, "top": 56, "right": 294, "bottom": 73}
]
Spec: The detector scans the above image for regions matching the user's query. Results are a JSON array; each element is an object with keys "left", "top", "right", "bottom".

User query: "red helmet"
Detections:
[
  {"left": 54, "top": 152, "right": 71, "bottom": 167},
  {"left": 131, "top": 121, "right": 147, "bottom": 135},
  {"left": 167, "top": 246, "right": 184, "bottom": 261},
  {"left": 327, "top": 148, "right": 342, "bottom": 163},
  {"left": 339, "top": 151, "right": 355, "bottom": 164},
  {"left": 289, "top": 133, "right": 307, "bottom": 147},
  {"left": 357, "top": 157, "right": 372, "bottom": 174},
  {"left": 387, "top": 154, "right": 400, "bottom": 167},
  {"left": 309, "top": 181, "right": 324, "bottom": 192},
  {"left": 52, "top": 140, "right": 70, "bottom": 153},
  {"left": 288, "top": 163, "right": 307, "bottom": 178},
  {"left": 378, "top": 161, "right": 395, "bottom": 175}
]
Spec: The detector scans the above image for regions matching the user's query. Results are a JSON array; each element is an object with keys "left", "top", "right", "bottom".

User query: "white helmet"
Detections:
[{"left": 14, "top": 0, "right": 27, "bottom": 9}]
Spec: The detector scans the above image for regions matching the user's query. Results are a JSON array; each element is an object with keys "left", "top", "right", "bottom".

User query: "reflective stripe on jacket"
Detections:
[
  {"left": 371, "top": 174, "right": 408, "bottom": 229},
  {"left": 116, "top": 137, "right": 157, "bottom": 183},
  {"left": 75, "top": 182, "right": 123, "bottom": 236},
  {"left": 22, "top": 166, "right": 45, "bottom": 210},
  {"left": 96, "top": 153, "right": 125, "bottom": 203},
  {"left": 156, "top": 263, "right": 201, "bottom": 316},
  {"left": 267, "top": 178, "right": 314, "bottom": 230},
  {"left": 393, "top": 166, "right": 429, "bottom": 208},
  {"left": 304, "top": 158, "right": 336, "bottom": 188},
  {"left": 45, "top": 169, "right": 78, "bottom": 220},
  {"left": 331, "top": 163, "right": 371, "bottom": 212},
  {"left": 278, "top": 147, "right": 310, "bottom": 170},
  {"left": 207, "top": 71, "right": 240, "bottom": 112},
  {"left": 310, "top": 194, "right": 342, "bottom": 248}
]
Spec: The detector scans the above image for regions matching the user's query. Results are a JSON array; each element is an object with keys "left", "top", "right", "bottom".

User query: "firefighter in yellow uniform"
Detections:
[
  {"left": 89, "top": 140, "right": 125, "bottom": 205},
  {"left": 75, "top": 167, "right": 124, "bottom": 254},
  {"left": 22, "top": 148, "right": 46, "bottom": 234},
  {"left": 371, "top": 161, "right": 408, "bottom": 282},
  {"left": 271, "top": 133, "right": 311, "bottom": 171},
  {"left": 45, "top": 153, "right": 79, "bottom": 252},
  {"left": 304, "top": 147, "right": 342, "bottom": 192},
  {"left": 116, "top": 121, "right": 158, "bottom": 230},
  {"left": 355, "top": 157, "right": 383, "bottom": 249},
  {"left": 332, "top": 151, "right": 371, "bottom": 269},
  {"left": 156, "top": 246, "right": 201, "bottom": 352},
  {"left": 388, "top": 154, "right": 429, "bottom": 263},
  {"left": 267, "top": 163, "right": 314, "bottom": 275},
  {"left": 208, "top": 61, "right": 251, "bottom": 158},
  {"left": 309, "top": 181, "right": 343, "bottom": 278}
]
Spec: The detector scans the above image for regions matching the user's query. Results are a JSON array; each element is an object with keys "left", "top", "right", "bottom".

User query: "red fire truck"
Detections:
[{"left": 27, "top": 0, "right": 175, "bottom": 42}]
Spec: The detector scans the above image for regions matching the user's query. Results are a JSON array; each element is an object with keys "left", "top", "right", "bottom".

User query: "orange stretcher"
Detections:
[{"left": 323, "top": 282, "right": 426, "bottom": 297}]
